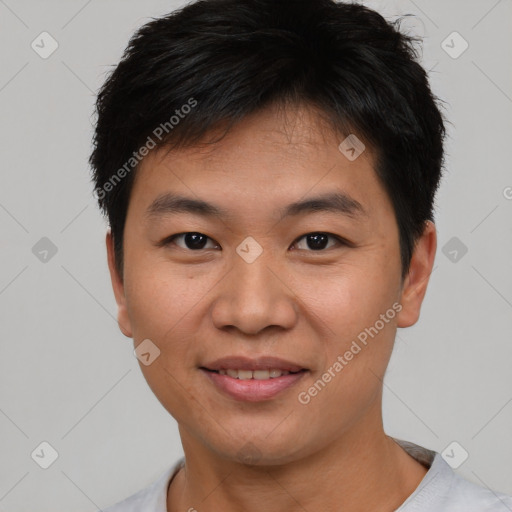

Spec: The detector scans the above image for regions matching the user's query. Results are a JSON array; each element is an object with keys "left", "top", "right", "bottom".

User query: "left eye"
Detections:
[{"left": 293, "top": 232, "right": 343, "bottom": 251}]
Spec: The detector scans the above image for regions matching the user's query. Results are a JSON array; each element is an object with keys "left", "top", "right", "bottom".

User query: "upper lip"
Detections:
[{"left": 201, "top": 356, "right": 307, "bottom": 372}]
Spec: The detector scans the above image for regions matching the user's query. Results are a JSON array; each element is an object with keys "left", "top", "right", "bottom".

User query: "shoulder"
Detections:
[
  {"left": 441, "top": 470, "right": 512, "bottom": 511},
  {"left": 393, "top": 439, "right": 512, "bottom": 512}
]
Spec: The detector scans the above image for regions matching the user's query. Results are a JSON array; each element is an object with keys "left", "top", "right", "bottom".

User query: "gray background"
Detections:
[{"left": 0, "top": 0, "right": 511, "bottom": 510}]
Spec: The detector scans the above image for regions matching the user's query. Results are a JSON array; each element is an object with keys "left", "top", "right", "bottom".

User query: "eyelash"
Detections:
[{"left": 160, "top": 232, "right": 351, "bottom": 252}]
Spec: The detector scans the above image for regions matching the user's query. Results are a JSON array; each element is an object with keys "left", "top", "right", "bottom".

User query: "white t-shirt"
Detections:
[{"left": 100, "top": 438, "right": 512, "bottom": 511}]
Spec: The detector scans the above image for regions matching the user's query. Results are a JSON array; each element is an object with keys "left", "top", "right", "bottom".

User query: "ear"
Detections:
[
  {"left": 106, "top": 230, "right": 133, "bottom": 338},
  {"left": 396, "top": 221, "right": 437, "bottom": 328}
]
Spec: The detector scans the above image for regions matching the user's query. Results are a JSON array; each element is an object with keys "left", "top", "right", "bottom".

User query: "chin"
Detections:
[{"left": 203, "top": 427, "right": 313, "bottom": 467}]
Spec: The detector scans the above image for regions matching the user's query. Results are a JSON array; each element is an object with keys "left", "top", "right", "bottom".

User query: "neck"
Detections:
[{"left": 167, "top": 401, "right": 428, "bottom": 512}]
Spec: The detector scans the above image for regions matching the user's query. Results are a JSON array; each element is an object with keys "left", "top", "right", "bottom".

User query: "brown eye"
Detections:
[
  {"left": 293, "top": 232, "right": 343, "bottom": 251},
  {"left": 166, "top": 232, "right": 218, "bottom": 250}
]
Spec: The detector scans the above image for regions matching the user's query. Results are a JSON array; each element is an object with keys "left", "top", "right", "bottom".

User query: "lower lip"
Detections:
[{"left": 201, "top": 369, "right": 307, "bottom": 402}]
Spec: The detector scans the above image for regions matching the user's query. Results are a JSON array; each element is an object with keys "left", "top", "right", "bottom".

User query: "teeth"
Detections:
[{"left": 217, "top": 369, "right": 293, "bottom": 379}]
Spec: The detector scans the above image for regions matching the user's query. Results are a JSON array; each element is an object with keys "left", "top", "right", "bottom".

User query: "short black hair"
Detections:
[{"left": 90, "top": 0, "right": 446, "bottom": 280}]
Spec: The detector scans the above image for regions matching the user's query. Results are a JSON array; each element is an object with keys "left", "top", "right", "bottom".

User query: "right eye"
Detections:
[{"left": 161, "top": 232, "right": 220, "bottom": 251}]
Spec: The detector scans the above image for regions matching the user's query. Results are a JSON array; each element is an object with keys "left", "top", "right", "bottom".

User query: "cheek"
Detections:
[
  {"left": 292, "top": 257, "right": 400, "bottom": 406},
  {"left": 293, "top": 270, "right": 399, "bottom": 442},
  {"left": 122, "top": 265, "right": 205, "bottom": 422},
  {"left": 123, "top": 257, "right": 207, "bottom": 340},
  {"left": 294, "top": 258, "right": 400, "bottom": 344}
]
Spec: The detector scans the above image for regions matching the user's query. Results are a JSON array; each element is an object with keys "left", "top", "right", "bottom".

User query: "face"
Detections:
[{"left": 107, "top": 104, "right": 435, "bottom": 465}]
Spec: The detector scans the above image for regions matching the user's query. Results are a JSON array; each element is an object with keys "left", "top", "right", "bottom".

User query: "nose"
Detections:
[{"left": 210, "top": 251, "right": 299, "bottom": 336}]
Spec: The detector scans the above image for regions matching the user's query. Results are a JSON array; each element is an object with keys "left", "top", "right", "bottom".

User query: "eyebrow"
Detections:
[
  {"left": 145, "top": 191, "right": 366, "bottom": 222},
  {"left": 279, "top": 192, "right": 366, "bottom": 220}
]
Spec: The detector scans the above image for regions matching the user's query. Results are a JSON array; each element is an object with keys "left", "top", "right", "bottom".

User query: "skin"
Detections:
[{"left": 106, "top": 103, "right": 437, "bottom": 512}]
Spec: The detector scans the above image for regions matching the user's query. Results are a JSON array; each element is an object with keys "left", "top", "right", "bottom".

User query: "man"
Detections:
[{"left": 90, "top": 0, "right": 512, "bottom": 510}]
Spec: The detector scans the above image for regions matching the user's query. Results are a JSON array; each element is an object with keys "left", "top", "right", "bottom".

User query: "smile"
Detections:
[
  {"left": 208, "top": 368, "right": 302, "bottom": 379},
  {"left": 201, "top": 368, "right": 308, "bottom": 401}
]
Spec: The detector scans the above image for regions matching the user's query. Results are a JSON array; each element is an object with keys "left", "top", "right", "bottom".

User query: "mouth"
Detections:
[
  {"left": 201, "top": 368, "right": 306, "bottom": 379},
  {"left": 199, "top": 356, "right": 309, "bottom": 402},
  {"left": 201, "top": 355, "right": 307, "bottom": 373}
]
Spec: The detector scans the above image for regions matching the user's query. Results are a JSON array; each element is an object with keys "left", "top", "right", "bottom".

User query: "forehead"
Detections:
[
  {"left": 191, "top": 104, "right": 345, "bottom": 159},
  {"left": 128, "top": 103, "right": 387, "bottom": 222}
]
